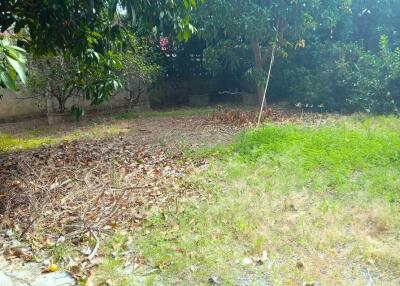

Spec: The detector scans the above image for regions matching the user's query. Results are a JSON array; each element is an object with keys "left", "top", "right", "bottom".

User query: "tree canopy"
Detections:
[
  {"left": 0, "top": 0, "right": 200, "bottom": 105},
  {"left": 0, "top": 0, "right": 199, "bottom": 55},
  {"left": 195, "top": 0, "right": 351, "bottom": 105},
  {"left": 1, "top": 0, "right": 400, "bottom": 114}
]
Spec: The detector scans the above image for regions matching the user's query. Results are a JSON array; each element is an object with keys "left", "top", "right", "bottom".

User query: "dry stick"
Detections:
[
  {"left": 257, "top": 44, "right": 277, "bottom": 126},
  {"left": 87, "top": 230, "right": 100, "bottom": 261}
]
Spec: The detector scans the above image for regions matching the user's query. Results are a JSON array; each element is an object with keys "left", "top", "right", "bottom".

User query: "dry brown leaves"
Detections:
[
  {"left": 0, "top": 115, "right": 244, "bottom": 255},
  {"left": 0, "top": 114, "right": 240, "bottom": 280},
  {"left": 0, "top": 135, "right": 202, "bottom": 241},
  {"left": 211, "top": 105, "right": 322, "bottom": 127}
]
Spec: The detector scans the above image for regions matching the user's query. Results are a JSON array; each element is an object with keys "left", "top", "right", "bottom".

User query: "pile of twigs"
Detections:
[{"left": 0, "top": 138, "right": 201, "bottom": 241}]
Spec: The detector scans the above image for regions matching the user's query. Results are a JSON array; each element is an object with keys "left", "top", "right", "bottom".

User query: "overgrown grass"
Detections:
[
  {"left": 114, "top": 111, "right": 140, "bottom": 120},
  {"left": 107, "top": 115, "right": 400, "bottom": 285}
]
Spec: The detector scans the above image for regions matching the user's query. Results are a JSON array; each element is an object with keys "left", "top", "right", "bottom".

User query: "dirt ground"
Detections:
[
  {"left": 0, "top": 107, "right": 331, "bottom": 284},
  {"left": 0, "top": 112, "right": 243, "bottom": 283},
  {"left": 0, "top": 113, "right": 242, "bottom": 241}
]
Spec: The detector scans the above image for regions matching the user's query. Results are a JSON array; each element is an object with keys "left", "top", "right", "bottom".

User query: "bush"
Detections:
[{"left": 285, "top": 36, "right": 400, "bottom": 114}]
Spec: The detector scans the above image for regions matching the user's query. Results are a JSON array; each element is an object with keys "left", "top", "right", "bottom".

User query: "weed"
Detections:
[
  {"left": 95, "top": 257, "right": 132, "bottom": 286},
  {"left": 50, "top": 241, "right": 77, "bottom": 263},
  {"left": 114, "top": 111, "right": 139, "bottom": 120}
]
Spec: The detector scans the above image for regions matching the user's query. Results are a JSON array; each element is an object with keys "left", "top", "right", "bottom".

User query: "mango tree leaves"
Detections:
[
  {"left": 0, "top": 0, "right": 202, "bottom": 56},
  {"left": 0, "top": 38, "right": 26, "bottom": 91}
]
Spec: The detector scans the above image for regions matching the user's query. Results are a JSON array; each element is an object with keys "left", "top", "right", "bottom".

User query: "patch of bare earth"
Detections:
[
  {"left": 0, "top": 116, "right": 240, "bottom": 240},
  {"left": 0, "top": 114, "right": 242, "bottom": 283}
]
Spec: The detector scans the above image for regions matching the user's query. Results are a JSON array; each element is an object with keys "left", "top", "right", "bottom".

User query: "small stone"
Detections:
[
  {"left": 242, "top": 257, "right": 253, "bottom": 266},
  {"left": 80, "top": 246, "right": 92, "bottom": 256},
  {"left": 0, "top": 272, "right": 14, "bottom": 286},
  {"left": 208, "top": 276, "right": 222, "bottom": 285},
  {"left": 56, "top": 236, "right": 65, "bottom": 245},
  {"left": 296, "top": 261, "right": 304, "bottom": 269},
  {"left": 261, "top": 250, "right": 268, "bottom": 262},
  {"left": 42, "top": 259, "right": 51, "bottom": 267},
  {"left": 4, "top": 229, "right": 14, "bottom": 238},
  {"left": 31, "top": 271, "right": 75, "bottom": 286}
]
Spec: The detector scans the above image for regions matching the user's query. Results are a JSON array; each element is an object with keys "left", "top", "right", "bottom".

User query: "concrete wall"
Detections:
[
  {"left": 0, "top": 89, "right": 46, "bottom": 120},
  {"left": 0, "top": 88, "right": 149, "bottom": 122}
]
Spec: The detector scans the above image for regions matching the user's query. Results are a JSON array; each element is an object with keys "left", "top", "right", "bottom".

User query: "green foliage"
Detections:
[
  {"left": 0, "top": 37, "right": 26, "bottom": 92},
  {"left": 116, "top": 34, "right": 162, "bottom": 108},
  {"left": 0, "top": 0, "right": 200, "bottom": 56},
  {"left": 26, "top": 29, "right": 162, "bottom": 114},
  {"left": 0, "top": 125, "right": 124, "bottom": 152},
  {"left": 286, "top": 37, "right": 400, "bottom": 113},
  {"left": 190, "top": 0, "right": 400, "bottom": 113},
  {"left": 77, "top": 49, "right": 123, "bottom": 106},
  {"left": 195, "top": 0, "right": 349, "bottom": 104},
  {"left": 233, "top": 123, "right": 400, "bottom": 190},
  {"left": 28, "top": 56, "right": 80, "bottom": 113},
  {"left": 0, "top": 0, "right": 200, "bottom": 106},
  {"left": 114, "top": 111, "right": 139, "bottom": 120}
]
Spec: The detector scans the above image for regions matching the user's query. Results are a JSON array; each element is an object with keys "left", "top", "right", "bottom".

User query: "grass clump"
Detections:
[
  {"left": 49, "top": 241, "right": 78, "bottom": 264},
  {"left": 114, "top": 111, "right": 139, "bottom": 120},
  {"left": 125, "top": 116, "right": 400, "bottom": 285}
]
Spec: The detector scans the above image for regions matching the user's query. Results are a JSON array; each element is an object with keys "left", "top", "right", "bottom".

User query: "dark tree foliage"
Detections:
[
  {"left": 193, "top": 0, "right": 400, "bottom": 113},
  {"left": 0, "top": 0, "right": 200, "bottom": 107},
  {"left": 279, "top": 1, "right": 400, "bottom": 113},
  {"left": 0, "top": 0, "right": 199, "bottom": 55}
]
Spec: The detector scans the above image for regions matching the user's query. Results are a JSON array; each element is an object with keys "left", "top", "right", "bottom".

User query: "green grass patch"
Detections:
[
  {"left": 120, "top": 116, "right": 400, "bottom": 285},
  {"left": 114, "top": 111, "right": 140, "bottom": 120},
  {"left": 231, "top": 123, "right": 400, "bottom": 200}
]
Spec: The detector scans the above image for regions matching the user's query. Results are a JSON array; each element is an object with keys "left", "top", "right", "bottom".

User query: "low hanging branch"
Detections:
[{"left": 257, "top": 43, "right": 277, "bottom": 126}]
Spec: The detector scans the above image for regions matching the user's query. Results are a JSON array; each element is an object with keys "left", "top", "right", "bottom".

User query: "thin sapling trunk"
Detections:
[{"left": 257, "top": 44, "right": 276, "bottom": 126}]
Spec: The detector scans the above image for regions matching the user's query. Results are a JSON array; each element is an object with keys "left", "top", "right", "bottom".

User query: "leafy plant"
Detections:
[
  {"left": 0, "top": 37, "right": 26, "bottom": 92},
  {"left": 0, "top": 0, "right": 200, "bottom": 106},
  {"left": 116, "top": 34, "right": 162, "bottom": 109},
  {"left": 286, "top": 37, "right": 400, "bottom": 113},
  {"left": 27, "top": 56, "right": 79, "bottom": 113},
  {"left": 195, "top": 0, "right": 350, "bottom": 106}
]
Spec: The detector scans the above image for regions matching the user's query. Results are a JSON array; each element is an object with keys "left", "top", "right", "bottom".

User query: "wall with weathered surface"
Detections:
[
  {"left": 0, "top": 88, "right": 150, "bottom": 122},
  {"left": 0, "top": 89, "right": 45, "bottom": 120}
]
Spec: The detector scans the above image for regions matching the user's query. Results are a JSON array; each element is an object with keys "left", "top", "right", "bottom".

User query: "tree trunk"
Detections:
[
  {"left": 46, "top": 90, "right": 54, "bottom": 114},
  {"left": 57, "top": 97, "right": 67, "bottom": 113},
  {"left": 252, "top": 41, "right": 266, "bottom": 109},
  {"left": 256, "top": 85, "right": 264, "bottom": 108}
]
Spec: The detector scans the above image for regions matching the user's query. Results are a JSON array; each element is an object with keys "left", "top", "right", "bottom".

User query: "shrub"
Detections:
[{"left": 286, "top": 37, "right": 400, "bottom": 114}]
